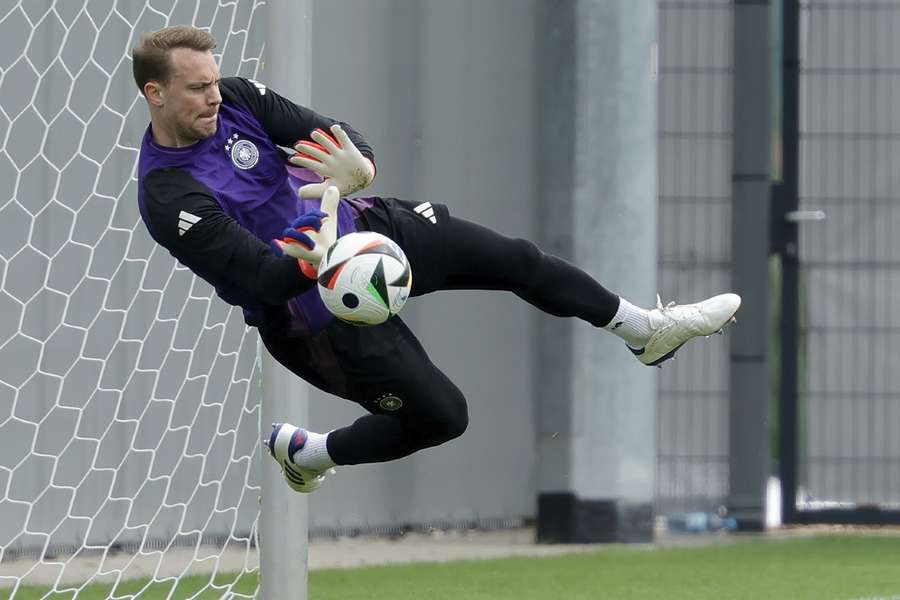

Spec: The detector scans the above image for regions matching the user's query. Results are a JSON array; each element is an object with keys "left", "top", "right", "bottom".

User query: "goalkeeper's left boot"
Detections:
[
  {"left": 266, "top": 423, "right": 334, "bottom": 493},
  {"left": 630, "top": 293, "right": 741, "bottom": 367}
]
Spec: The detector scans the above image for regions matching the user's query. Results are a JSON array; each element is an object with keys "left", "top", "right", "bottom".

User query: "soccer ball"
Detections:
[{"left": 317, "top": 231, "right": 412, "bottom": 325}]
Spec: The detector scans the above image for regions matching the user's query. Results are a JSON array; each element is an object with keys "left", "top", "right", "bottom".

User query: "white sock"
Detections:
[
  {"left": 603, "top": 297, "right": 652, "bottom": 348},
  {"left": 291, "top": 429, "right": 336, "bottom": 471}
]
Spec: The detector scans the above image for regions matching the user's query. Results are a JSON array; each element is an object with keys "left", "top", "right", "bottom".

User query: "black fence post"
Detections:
[{"left": 778, "top": 0, "right": 800, "bottom": 526}]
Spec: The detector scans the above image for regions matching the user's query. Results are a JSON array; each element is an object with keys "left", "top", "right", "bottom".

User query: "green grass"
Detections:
[
  {"left": 3, "top": 535, "right": 899, "bottom": 599},
  {"left": 310, "top": 535, "right": 900, "bottom": 600}
]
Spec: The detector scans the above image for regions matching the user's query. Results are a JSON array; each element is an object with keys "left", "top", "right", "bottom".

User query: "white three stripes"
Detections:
[
  {"left": 413, "top": 202, "right": 437, "bottom": 224},
  {"left": 248, "top": 79, "right": 267, "bottom": 95},
  {"left": 178, "top": 210, "right": 201, "bottom": 236}
]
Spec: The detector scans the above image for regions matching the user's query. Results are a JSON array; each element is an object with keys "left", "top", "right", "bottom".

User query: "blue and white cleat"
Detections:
[
  {"left": 266, "top": 423, "right": 333, "bottom": 493},
  {"left": 630, "top": 293, "right": 741, "bottom": 367}
]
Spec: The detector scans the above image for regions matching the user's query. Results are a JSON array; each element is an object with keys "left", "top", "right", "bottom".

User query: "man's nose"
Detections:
[{"left": 208, "top": 83, "right": 222, "bottom": 105}]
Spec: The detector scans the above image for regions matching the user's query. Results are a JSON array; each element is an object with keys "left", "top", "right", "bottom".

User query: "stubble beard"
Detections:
[
  {"left": 196, "top": 120, "right": 217, "bottom": 140},
  {"left": 177, "top": 118, "right": 216, "bottom": 145}
]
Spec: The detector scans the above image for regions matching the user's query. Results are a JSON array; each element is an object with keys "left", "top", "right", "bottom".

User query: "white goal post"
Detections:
[
  {"left": 259, "top": 3, "right": 311, "bottom": 599},
  {"left": 0, "top": 0, "right": 308, "bottom": 597}
]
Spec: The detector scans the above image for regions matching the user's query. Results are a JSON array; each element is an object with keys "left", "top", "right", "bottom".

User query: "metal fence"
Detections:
[
  {"left": 781, "top": 0, "right": 900, "bottom": 522},
  {"left": 656, "top": 0, "right": 735, "bottom": 516}
]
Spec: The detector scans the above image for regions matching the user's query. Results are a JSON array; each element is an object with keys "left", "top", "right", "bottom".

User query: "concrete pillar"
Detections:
[{"left": 535, "top": 0, "right": 658, "bottom": 543}]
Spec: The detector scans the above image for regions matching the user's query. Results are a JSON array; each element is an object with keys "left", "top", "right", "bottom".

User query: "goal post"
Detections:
[
  {"left": 0, "top": 0, "right": 309, "bottom": 597},
  {"left": 258, "top": 1, "right": 313, "bottom": 599}
]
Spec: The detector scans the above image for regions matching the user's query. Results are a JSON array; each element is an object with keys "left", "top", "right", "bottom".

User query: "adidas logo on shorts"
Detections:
[{"left": 413, "top": 202, "right": 437, "bottom": 224}]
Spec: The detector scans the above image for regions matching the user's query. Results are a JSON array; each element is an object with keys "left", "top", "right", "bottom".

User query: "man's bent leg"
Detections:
[
  {"left": 261, "top": 314, "right": 469, "bottom": 471},
  {"left": 324, "top": 317, "right": 469, "bottom": 465}
]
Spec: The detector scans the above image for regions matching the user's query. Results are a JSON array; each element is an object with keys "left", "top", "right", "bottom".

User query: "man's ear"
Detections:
[{"left": 144, "top": 81, "right": 165, "bottom": 107}]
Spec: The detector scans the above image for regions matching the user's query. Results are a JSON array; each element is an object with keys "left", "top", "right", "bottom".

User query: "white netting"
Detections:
[{"left": 0, "top": 1, "right": 266, "bottom": 597}]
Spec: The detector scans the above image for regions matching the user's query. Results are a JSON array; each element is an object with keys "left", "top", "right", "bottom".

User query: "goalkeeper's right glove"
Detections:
[
  {"left": 290, "top": 124, "right": 376, "bottom": 198},
  {"left": 271, "top": 186, "right": 340, "bottom": 278}
]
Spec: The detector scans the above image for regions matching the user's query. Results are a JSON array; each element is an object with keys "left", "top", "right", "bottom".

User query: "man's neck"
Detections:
[{"left": 150, "top": 120, "right": 198, "bottom": 148}]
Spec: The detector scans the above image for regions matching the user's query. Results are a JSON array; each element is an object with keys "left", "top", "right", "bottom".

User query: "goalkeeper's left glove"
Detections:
[
  {"left": 271, "top": 186, "right": 340, "bottom": 278},
  {"left": 290, "top": 124, "right": 376, "bottom": 198}
]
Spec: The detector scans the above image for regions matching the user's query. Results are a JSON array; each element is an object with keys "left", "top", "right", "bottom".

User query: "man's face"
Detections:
[{"left": 151, "top": 48, "right": 222, "bottom": 145}]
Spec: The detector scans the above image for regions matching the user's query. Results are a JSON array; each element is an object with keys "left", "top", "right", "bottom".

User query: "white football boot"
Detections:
[
  {"left": 266, "top": 423, "right": 334, "bottom": 493},
  {"left": 630, "top": 293, "right": 741, "bottom": 367}
]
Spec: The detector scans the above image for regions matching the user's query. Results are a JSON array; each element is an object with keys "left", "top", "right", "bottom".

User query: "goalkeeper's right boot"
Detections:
[
  {"left": 630, "top": 293, "right": 741, "bottom": 367},
  {"left": 266, "top": 423, "right": 334, "bottom": 493}
]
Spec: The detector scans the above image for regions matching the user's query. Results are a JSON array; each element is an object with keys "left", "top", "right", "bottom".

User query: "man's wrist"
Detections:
[{"left": 364, "top": 157, "right": 376, "bottom": 181}]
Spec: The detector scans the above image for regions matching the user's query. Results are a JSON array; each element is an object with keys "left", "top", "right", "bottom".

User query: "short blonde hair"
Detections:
[{"left": 132, "top": 26, "right": 217, "bottom": 95}]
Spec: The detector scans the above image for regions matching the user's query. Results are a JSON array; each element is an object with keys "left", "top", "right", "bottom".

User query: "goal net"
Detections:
[{"left": 0, "top": 1, "right": 267, "bottom": 596}]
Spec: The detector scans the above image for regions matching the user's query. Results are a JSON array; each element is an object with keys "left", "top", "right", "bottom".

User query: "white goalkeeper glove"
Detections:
[
  {"left": 290, "top": 124, "right": 376, "bottom": 198},
  {"left": 271, "top": 186, "right": 340, "bottom": 278}
]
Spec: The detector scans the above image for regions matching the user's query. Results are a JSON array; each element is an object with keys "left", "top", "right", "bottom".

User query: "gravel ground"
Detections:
[
  {"left": 1, "top": 525, "right": 895, "bottom": 588},
  {"left": 0, "top": 527, "right": 709, "bottom": 587}
]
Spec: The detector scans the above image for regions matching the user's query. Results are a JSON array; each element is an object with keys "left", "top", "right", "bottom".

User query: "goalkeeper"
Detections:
[{"left": 134, "top": 26, "right": 741, "bottom": 493}]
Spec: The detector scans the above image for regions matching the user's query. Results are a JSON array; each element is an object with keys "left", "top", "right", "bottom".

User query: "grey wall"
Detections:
[{"left": 303, "top": 0, "right": 540, "bottom": 531}]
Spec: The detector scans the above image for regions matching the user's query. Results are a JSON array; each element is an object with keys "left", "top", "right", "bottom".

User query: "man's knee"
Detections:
[
  {"left": 439, "top": 397, "right": 469, "bottom": 442},
  {"left": 416, "top": 388, "right": 469, "bottom": 447},
  {"left": 507, "top": 238, "right": 548, "bottom": 287}
]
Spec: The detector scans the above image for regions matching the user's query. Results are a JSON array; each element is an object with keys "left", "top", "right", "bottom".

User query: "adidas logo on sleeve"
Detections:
[
  {"left": 248, "top": 79, "right": 267, "bottom": 96},
  {"left": 413, "top": 202, "right": 437, "bottom": 224},
  {"left": 178, "top": 210, "right": 201, "bottom": 236}
]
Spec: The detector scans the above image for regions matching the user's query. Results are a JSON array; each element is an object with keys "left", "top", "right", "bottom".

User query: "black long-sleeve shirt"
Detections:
[{"left": 137, "top": 77, "right": 374, "bottom": 328}]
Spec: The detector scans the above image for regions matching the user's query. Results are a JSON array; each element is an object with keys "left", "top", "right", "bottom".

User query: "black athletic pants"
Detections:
[{"left": 260, "top": 198, "right": 620, "bottom": 465}]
